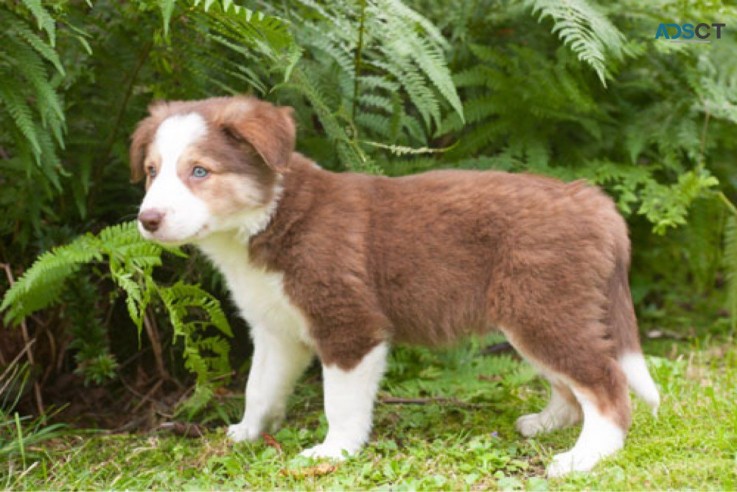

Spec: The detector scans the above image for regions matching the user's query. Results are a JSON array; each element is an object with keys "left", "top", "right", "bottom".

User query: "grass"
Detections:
[{"left": 2, "top": 332, "right": 737, "bottom": 490}]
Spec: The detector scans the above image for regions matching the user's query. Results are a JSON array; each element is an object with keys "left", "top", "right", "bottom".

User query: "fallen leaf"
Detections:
[{"left": 262, "top": 433, "right": 282, "bottom": 453}]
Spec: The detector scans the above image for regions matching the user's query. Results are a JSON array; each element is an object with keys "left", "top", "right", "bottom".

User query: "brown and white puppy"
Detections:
[{"left": 130, "top": 96, "right": 659, "bottom": 477}]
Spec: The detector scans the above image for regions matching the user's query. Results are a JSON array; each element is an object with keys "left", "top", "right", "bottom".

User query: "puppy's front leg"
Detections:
[
  {"left": 228, "top": 326, "right": 314, "bottom": 442},
  {"left": 301, "top": 342, "right": 389, "bottom": 460}
]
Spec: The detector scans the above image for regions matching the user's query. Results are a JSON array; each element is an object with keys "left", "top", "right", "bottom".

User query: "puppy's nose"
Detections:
[{"left": 138, "top": 209, "right": 164, "bottom": 232}]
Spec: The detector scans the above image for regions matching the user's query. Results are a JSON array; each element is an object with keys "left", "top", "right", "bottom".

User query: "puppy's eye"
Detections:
[
  {"left": 192, "top": 166, "right": 209, "bottom": 178},
  {"left": 147, "top": 166, "right": 157, "bottom": 178}
]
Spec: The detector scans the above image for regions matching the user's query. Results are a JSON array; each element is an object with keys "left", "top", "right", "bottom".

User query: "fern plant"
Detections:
[
  {"left": 0, "top": 1, "right": 66, "bottom": 249},
  {"left": 1, "top": 222, "right": 232, "bottom": 396},
  {"left": 274, "top": 0, "right": 465, "bottom": 171},
  {"left": 162, "top": 0, "right": 465, "bottom": 172}
]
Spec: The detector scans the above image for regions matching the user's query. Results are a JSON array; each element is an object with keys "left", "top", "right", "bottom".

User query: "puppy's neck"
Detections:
[{"left": 195, "top": 183, "right": 282, "bottom": 260}]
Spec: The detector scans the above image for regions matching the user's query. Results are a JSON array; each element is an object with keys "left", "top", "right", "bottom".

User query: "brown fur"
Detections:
[{"left": 131, "top": 96, "right": 647, "bottom": 436}]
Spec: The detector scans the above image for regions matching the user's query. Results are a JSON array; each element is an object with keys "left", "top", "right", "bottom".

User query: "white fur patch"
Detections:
[
  {"left": 208, "top": 228, "right": 317, "bottom": 442},
  {"left": 300, "top": 342, "right": 389, "bottom": 459},
  {"left": 516, "top": 386, "right": 581, "bottom": 437},
  {"left": 227, "top": 325, "right": 314, "bottom": 442},
  {"left": 546, "top": 390, "right": 625, "bottom": 477},
  {"left": 620, "top": 352, "right": 660, "bottom": 414},
  {"left": 196, "top": 231, "right": 314, "bottom": 348},
  {"left": 138, "top": 113, "right": 210, "bottom": 243}
]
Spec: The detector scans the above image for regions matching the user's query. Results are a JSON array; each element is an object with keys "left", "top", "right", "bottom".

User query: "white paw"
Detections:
[
  {"left": 299, "top": 442, "right": 354, "bottom": 460},
  {"left": 226, "top": 422, "right": 261, "bottom": 443},
  {"left": 515, "top": 413, "right": 547, "bottom": 437},
  {"left": 546, "top": 450, "right": 598, "bottom": 477}
]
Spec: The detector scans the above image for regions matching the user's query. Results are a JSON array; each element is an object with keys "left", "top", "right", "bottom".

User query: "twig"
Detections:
[
  {"left": 120, "top": 377, "right": 163, "bottom": 412},
  {"left": 718, "top": 192, "right": 737, "bottom": 217},
  {"left": 0, "top": 334, "right": 6, "bottom": 366},
  {"left": 143, "top": 309, "right": 169, "bottom": 382},
  {"left": 379, "top": 396, "right": 479, "bottom": 407},
  {"left": 11, "top": 461, "right": 39, "bottom": 487},
  {"left": 479, "top": 341, "right": 515, "bottom": 356},
  {"left": 1, "top": 263, "right": 44, "bottom": 416},
  {"left": 130, "top": 379, "right": 164, "bottom": 415},
  {"left": 0, "top": 338, "right": 36, "bottom": 384},
  {"left": 41, "top": 329, "right": 57, "bottom": 386},
  {"left": 0, "top": 363, "right": 21, "bottom": 399}
]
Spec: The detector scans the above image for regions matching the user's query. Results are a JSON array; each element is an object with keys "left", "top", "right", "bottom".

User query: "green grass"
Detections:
[{"left": 3, "top": 333, "right": 737, "bottom": 490}]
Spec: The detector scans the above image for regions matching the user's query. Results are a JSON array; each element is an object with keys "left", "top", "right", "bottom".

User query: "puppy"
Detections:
[{"left": 130, "top": 96, "right": 659, "bottom": 477}]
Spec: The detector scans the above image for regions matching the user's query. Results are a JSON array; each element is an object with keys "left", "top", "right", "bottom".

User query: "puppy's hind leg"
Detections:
[
  {"left": 504, "top": 322, "right": 631, "bottom": 477},
  {"left": 227, "top": 326, "right": 314, "bottom": 442},
  {"left": 516, "top": 382, "right": 582, "bottom": 437}
]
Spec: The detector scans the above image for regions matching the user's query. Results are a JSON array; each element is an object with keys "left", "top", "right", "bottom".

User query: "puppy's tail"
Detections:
[{"left": 608, "top": 246, "right": 660, "bottom": 415}]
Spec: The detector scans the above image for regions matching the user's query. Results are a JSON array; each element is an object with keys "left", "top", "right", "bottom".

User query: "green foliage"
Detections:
[
  {"left": 64, "top": 277, "right": 119, "bottom": 385},
  {"left": 159, "top": 282, "right": 233, "bottom": 416},
  {"left": 258, "top": 0, "right": 464, "bottom": 171},
  {"left": 0, "top": 1, "right": 66, "bottom": 247},
  {"left": 1, "top": 362, "right": 67, "bottom": 479},
  {"left": 1, "top": 222, "right": 232, "bottom": 394},
  {"left": 725, "top": 213, "right": 737, "bottom": 330},
  {"left": 523, "top": 0, "right": 627, "bottom": 86}
]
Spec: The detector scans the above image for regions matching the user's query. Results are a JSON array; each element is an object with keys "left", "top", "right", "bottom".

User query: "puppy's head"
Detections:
[{"left": 130, "top": 96, "right": 295, "bottom": 244}]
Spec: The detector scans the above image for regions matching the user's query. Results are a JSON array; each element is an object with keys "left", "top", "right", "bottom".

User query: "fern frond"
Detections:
[
  {"left": 191, "top": 0, "right": 294, "bottom": 60},
  {"left": 0, "top": 80, "right": 41, "bottom": 157},
  {"left": 19, "top": 0, "right": 57, "bottom": 46},
  {"left": 638, "top": 169, "right": 720, "bottom": 234},
  {"left": 4, "top": 38, "right": 65, "bottom": 133},
  {"left": 160, "top": 282, "right": 233, "bottom": 338},
  {"left": 7, "top": 12, "right": 65, "bottom": 76},
  {"left": 0, "top": 236, "right": 101, "bottom": 325},
  {"left": 523, "top": 0, "right": 626, "bottom": 86}
]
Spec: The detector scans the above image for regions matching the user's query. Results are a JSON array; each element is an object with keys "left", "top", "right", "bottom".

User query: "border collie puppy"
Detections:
[{"left": 130, "top": 96, "right": 659, "bottom": 477}]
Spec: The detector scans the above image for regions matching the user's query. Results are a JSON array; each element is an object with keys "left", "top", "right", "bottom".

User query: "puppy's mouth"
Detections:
[{"left": 138, "top": 223, "right": 210, "bottom": 246}]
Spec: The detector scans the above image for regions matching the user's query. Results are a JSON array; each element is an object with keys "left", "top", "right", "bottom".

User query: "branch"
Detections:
[{"left": 1, "top": 263, "right": 45, "bottom": 416}]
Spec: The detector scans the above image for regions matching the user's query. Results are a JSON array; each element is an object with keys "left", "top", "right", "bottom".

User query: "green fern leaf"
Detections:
[
  {"left": 0, "top": 236, "right": 102, "bottom": 325},
  {"left": 20, "top": 0, "right": 56, "bottom": 46},
  {"left": 8, "top": 13, "right": 65, "bottom": 76},
  {"left": 523, "top": 0, "right": 626, "bottom": 86}
]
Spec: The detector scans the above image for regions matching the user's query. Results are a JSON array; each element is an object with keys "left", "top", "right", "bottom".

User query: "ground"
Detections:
[{"left": 3, "top": 331, "right": 737, "bottom": 490}]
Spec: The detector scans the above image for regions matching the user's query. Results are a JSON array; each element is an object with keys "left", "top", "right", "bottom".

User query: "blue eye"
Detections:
[
  {"left": 192, "top": 166, "right": 209, "bottom": 178},
  {"left": 147, "top": 166, "right": 157, "bottom": 178}
]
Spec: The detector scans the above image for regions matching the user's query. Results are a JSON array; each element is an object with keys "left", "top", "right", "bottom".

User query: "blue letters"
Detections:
[
  {"left": 655, "top": 23, "right": 682, "bottom": 39},
  {"left": 682, "top": 23, "right": 695, "bottom": 39}
]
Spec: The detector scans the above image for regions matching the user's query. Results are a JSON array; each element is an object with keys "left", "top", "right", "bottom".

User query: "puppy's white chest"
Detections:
[{"left": 196, "top": 236, "right": 313, "bottom": 346}]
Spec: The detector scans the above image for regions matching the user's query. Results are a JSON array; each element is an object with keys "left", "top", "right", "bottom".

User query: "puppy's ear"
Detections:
[
  {"left": 129, "top": 102, "right": 171, "bottom": 183},
  {"left": 218, "top": 98, "right": 296, "bottom": 171},
  {"left": 129, "top": 118, "right": 153, "bottom": 183}
]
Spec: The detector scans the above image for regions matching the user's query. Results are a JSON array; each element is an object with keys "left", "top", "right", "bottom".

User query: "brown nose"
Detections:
[{"left": 138, "top": 209, "right": 164, "bottom": 232}]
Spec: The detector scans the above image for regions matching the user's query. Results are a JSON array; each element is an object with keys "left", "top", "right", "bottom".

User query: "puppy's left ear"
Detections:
[
  {"left": 129, "top": 101, "right": 169, "bottom": 183},
  {"left": 219, "top": 98, "right": 296, "bottom": 172},
  {"left": 129, "top": 115, "right": 158, "bottom": 183}
]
